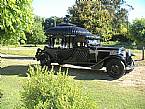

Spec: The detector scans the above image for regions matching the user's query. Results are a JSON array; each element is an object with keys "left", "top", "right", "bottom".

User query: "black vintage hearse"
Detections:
[{"left": 35, "top": 23, "right": 134, "bottom": 78}]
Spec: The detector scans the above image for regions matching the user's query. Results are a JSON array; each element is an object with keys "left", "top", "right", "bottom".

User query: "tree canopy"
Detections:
[
  {"left": 43, "top": 16, "right": 63, "bottom": 34},
  {"left": 26, "top": 16, "right": 46, "bottom": 46},
  {"left": 129, "top": 18, "right": 145, "bottom": 45},
  {"left": 0, "top": 0, "right": 33, "bottom": 45},
  {"left": 68, "top": 0, "right": 129, "bottom": 41}
]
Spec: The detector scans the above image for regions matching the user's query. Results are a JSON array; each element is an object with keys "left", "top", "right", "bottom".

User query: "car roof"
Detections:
[{"left": 45, "top": 23, "right": 100, "bottom": 40}]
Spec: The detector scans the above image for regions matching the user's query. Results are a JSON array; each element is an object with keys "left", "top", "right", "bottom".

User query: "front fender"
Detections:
[
  {"left": 91, "top": 55, "right": 126, "bottom": 69},
  {"left": 105, "top": 55, "right": 126, "bottom": 62}
]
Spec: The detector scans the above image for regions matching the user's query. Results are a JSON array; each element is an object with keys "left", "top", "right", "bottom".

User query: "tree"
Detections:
[
  {"left": 68, "top": 0, "right": 129, "bottom": 41},
  {"left": 129, "top": 18, "right": 145, "bottom": 60},
  {"left": 0, "top": 0, "right": 33, "bottom": 45},
  {"left": 68, "top": 0, "right": 107, "bottom": 34},
  {"left": 130, "top": 18, "right": 145, "bottom": 44},
  {"left": 26, "top": 16, "right": 46, "bottom": 46},
  {"left": 43, "top": 16, "right": 63, "bottom": 34}
]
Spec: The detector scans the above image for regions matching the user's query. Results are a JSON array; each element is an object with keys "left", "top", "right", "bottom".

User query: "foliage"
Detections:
[
  {"left": 0, "top": 0, "right": 33, "bottom": 45},
  {"left": 129, "top": 18, "right": 145, "bottom": 45},
  {"left": 43, "top": 16, "right": 63, "bottom": 34},
  {"left": 68, "top": 0, "right": 130, "bottom": 41},
  {"left": 21, "top": 65, "right": 97, "bottom": 109},
  {"left": 111, "top": 34, "right": 131, "bottom": 43},
  {"left": 0, "top": 89, "right": 3, "bottom": 102},
  {"left": 26, "top": 16, "right": 46, "bottom": 46},
  {"left": 68, "top": 0, "right": 110, "bottom": 34}
]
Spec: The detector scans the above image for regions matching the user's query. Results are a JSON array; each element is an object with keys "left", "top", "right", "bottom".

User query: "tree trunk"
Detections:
[
  {"left": 34, "top": 43, "right": 37, "bottom": 47},
  {"left": 142, "top": 46, "right": 144, "bottom": 60}
]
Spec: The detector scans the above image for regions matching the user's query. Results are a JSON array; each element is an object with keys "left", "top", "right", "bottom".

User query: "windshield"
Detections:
[{"left": 88, "top": 40, "right": 100, "bottom": 46}]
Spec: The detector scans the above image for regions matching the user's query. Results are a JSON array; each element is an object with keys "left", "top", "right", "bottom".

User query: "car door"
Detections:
[{"left": 71, "top": 47, "right": 89, "bottom": 63}]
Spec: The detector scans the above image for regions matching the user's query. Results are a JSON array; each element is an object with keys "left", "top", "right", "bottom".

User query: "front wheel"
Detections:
[
  {"left": 40, "top": 54, "right": 51, "bottom": 67},
  {"left": 106, "top": 59, "right": 125, "bottom": 79}
]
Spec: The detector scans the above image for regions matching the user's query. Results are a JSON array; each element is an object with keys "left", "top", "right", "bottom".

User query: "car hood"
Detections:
[{"left": 96, "top": 47, "right": 124, "bottom": 51}]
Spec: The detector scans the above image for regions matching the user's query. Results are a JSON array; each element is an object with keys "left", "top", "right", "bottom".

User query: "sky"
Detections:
[
  {"left": 126, "top": 0, "right": 145, "bottom": 21},
  {"left": 32, "top": 0, "right": 75, "bottom": 18},
  {"left": 32, "top": 0, "right": 145, "bottom": 22}
]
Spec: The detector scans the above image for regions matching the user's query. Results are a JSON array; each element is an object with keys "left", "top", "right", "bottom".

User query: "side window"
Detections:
[
  {"left": 75, "top": 36, "right": 86, "bottom": 47},
  {"left": 54, "top": 38, "right": 62, "bottom": 48},
  {"left": 48, "top": 37, "right": 55, "bottom": 48},
  {"left": 48, "top": 37, "right": 62, "bottom": 48},
  {"left": 61, "top": 37, "right": 73, "bottom": 48},
  {"left": 77, "top": 42, "right": 86, "bottom": 47}
]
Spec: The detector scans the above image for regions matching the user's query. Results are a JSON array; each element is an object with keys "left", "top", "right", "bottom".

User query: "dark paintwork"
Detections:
[{"left": 46, "top": 23, "right": 100, "bottom": 39}]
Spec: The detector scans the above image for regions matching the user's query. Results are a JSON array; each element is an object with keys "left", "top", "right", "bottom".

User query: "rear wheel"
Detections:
[{"left": 106, "top": 59, "right": 125, "bottom": 79}]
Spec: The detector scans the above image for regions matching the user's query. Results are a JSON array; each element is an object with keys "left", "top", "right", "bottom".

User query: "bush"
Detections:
[
  {"left": 0, "top": 89, "right": 3, "bottom": 104},
  {"left": 0, "top": 89, "right": 3, "bottom": 98},
  {"left": 21, "top": 65, "right": 96, "bottom": 109}
]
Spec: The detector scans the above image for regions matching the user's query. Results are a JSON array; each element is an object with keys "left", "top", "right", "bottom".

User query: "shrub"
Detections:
[
  {"left": 0, "top": 89, "right": 3, "bottom": 98},
  {"left": 21, "top": 65, "right": 97, "bottom": 109},
  {"left": 0, "top": 89, "right": 3, "bottom": 105}
]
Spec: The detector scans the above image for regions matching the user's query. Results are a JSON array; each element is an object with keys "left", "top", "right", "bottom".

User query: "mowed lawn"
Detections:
[
  {"left": 0, "top": 46, "right": 145, "bottom": 109},
  {"left": 0, "top": 59, "right": 38, "bottom": 109},
  {"left": 0, "top": 45, "right": 45, "bottom": 56}
]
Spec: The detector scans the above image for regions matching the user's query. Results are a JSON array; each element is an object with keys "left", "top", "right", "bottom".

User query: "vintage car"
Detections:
[{"left": 35, "top": 23, "right": 134, "bottom": 78}]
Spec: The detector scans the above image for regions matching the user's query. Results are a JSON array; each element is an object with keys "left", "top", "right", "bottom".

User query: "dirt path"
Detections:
[{"left": 118, "top": 66, "right": 145, "bottom": 86}]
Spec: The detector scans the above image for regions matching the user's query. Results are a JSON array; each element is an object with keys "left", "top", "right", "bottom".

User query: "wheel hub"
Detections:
[{"left": 111, "top": 65, "right": 119, "bottom": 73}]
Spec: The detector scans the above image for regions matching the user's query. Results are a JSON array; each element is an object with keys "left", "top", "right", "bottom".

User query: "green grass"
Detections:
[
  {"left": 102, "top": 41, "right": 133, "bottom": 48},
  {"left": 0, "top": 46, "right": 42, "bottom": 56},
  {"left": 83, "top": 81, "right": 145, "bottom": 109},
  {"left": 131, "top": 50, "right": 142, "bottom": 60},
  {"left": 0, "top": 58, "right": 145, "bottom": 109},
  {"left": 0, "top": 59, "right": 38, "bottom": 109},
  {"left": 0, "top": 76, "right": 25, "bottom": 109},
  {"left": 0, "top": 45, "right": 145, "bottom": 108},
  {"left": 0, "top": 44, "right": 46, "bottom": 56},
  {"left": 1, "top": 49, "right": 36, "bottom": 56},
  {"left": 1, "top": 76, "right": 145, "bottom": 109}
]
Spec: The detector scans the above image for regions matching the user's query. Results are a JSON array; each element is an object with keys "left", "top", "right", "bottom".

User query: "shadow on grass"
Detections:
[
  {"left": 50, "top": 66, "right": 114, "bottom": 81},
  {"left": 1, "top": 57, "right": 34, "bottom": 60},
  {"left": 0, "top": 64, "right": 114, "bottom": 80},
  {"left": 0, "top": 65, "right": 28, "bottom": 77}
]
